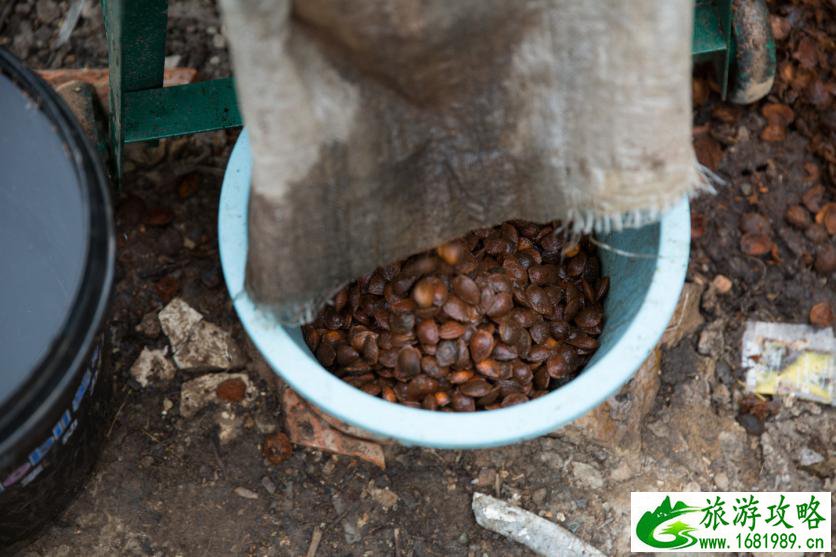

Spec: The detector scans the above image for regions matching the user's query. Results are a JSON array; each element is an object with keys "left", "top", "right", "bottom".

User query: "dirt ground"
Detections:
[{"left": 1, "top": 1, "right": 833, "bottom": 556}]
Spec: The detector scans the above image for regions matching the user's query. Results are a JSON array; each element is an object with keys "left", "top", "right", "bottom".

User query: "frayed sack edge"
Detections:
[{"left": 257, "top": 160, "right": 719, "bottom": 326}]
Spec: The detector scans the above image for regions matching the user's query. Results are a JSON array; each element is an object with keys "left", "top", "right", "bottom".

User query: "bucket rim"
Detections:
[
  {"left": 219, "top": 129, "right": 690, "bottom": 449},
  {"left": 0, "top": 48, "right": 115, "bottom": 459}
]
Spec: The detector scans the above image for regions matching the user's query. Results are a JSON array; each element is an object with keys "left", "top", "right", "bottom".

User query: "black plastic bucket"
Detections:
[{"left": 0, "top": 48, "right": 115, "bottom": 549}]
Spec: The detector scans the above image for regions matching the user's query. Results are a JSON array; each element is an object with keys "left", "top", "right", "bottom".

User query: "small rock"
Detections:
[
  {"left": 472, "top": 468, "right": 496, "bottom": 488},
  {"left": 234, "top": 487, "right": 259, "bottom": 500},
  {"left": 261, "top": 476, "right": 277, "bottom": 495},
  {"left": 531, "top": 488, "right": 548, "bottom": 506},
  {"left": 737, "top": 413, "right": 765, "bottom": 435},
  {"left": 570, "top": 461, "right": 604, "bottom": 490},
  {"left": 162, "top": 398, "right": 173, "bottom": 413},
  {"left": 369, "top": 486, "right": 399, "bottom": 511},
  {"left": 711, "top": 274, "right": 733, "bottom": 295},
  {"left": 697, "top": 321, "right": 725, "bottom": 357},
  {"left": 159, "top": 298, "right": 243, "bottom": 370},
  {"left": 809, "top": 302, "right": 833, "bottom": 328},
  {"left": 129, "top": 347, "right": 176, "bottom": 387},
  {"left": 254, "top": 411, "right": 278, "bottom": 434},
  {"left": 740, "top": 182, "right": 752, "bottom": 196},
  {"left": 179, "top": 372, "right": 256, "bottom": 418},
  {"left": 216, "top": 410, "right": 244, "bottom": 444},
  {"left": 136, "top": 310, "right": 162, "bottom": 338},
  {"left": 159, "top": 298, "right": 203, "bottom": 348},
  {"left": 798, "top": 447, "right": 824, "bottom": 467},
  {"left": 457, "top": 532, "right": 469, "bottom": 545},
  {"left": 609, "top": 462, "right": 633, "bottom": 482},
  {"left": 261, "top": 432, "right": 293, "bottom": 465},
  {"left": 714, "top": 472, "right": 730, "bottom": 490}
]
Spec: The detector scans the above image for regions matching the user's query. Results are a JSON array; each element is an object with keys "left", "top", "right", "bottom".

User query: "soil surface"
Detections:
[{"left": 1, "top": 1, "right": 833, "bottom": 556}]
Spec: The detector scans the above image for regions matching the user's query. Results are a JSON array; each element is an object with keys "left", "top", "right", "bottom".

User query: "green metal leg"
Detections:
[{"left": 101, "top": 0, "right": 168, "bottom": 181}]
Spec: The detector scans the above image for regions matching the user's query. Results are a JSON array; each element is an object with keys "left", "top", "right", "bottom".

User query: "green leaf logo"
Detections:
[{"left": 636, "top": 496, "right": 701, "bottom": 549}]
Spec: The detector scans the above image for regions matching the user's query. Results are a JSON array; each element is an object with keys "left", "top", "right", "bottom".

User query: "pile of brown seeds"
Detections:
[{"left": 302, "top": 221, "right": 608, "bottom": 412}]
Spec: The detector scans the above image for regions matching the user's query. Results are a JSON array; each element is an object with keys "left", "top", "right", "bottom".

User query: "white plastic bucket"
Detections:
[{"left": 219, "top": 130, "right": 690, "bottom": 448}]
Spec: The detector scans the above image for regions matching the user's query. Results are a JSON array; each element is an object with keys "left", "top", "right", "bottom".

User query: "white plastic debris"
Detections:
[
  {"left": 159, "top": 298, "right": 244, "bottom": 370},
  {"left": 129, "top": 347, "right": 176, "bottom": 387},
  {"left": 472, "top": 493, "right": 605, "bottom": 557},
  {"left": 742, "top": 321, "right": 835, "bottom": 406}
]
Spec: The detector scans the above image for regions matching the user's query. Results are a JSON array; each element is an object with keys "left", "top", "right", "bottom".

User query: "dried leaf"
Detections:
[
  {"left": 693, "top": 133, "right": 724, "bottom": 170},
  {"left": 282, "top": 389, "right": 385, "bottom": 469}
]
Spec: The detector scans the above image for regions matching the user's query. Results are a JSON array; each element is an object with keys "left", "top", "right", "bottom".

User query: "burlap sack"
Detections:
[{"left": 220, "top": 0, "right": 703, "bottom": 324}]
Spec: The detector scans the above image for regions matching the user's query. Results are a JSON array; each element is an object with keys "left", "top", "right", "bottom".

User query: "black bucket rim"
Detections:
[{"left": 0, "top": 47, "right": 115, "bottom": 461}]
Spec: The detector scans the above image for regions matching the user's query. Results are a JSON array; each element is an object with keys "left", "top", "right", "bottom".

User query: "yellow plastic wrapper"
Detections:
[{"left": 742, "top": 321, "right": 835, "bottom": 406}]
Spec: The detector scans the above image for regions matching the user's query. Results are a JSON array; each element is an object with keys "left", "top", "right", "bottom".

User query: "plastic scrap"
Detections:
[{"left": 742, "top": 320, "right": 834, "bottom": 406}]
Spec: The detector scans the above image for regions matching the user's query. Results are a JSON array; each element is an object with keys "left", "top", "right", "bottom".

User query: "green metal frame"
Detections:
[
  {"left": 101, "top": 0, "right": 241, "bottom": 180},
  {"left": 101, "top": 0, "right": 736, "bottom": 180},
  {"left": 693, "top": 0, "right": 734, "bottom": 99}
]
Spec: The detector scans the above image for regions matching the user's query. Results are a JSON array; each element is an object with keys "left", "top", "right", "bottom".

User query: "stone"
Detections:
[
  {"left": 136, "top": 310, "right": 162, "bottom": 338},
  {"left": 711, "top": 274, "right": 733, "bottom": 294},
  {"left": 571, "top": 462, "right": 604, "bottom": 490},
  {"left": 797, "top": 447, "right": 824, "bottom": 467},
  {"left": 159, "top": 298, "right": 244, "bottom": 370},
  {"left": 129, "top": 348, "right": 176, "bottom": 387},
  {"left": 697, "top": 320, "right": 725, "bottom": 357},
  {"left": 179, "top": 372, "right": 257, "bottom": 418},
  {"left": 661, "top": 283, "right": 704, "bottom": 348},
  {"left": 216, "top": 410, "right": 244, "bottom": 444},
  {"left": 159, "top": 298, "right": 202, "bottom": 348},
  {"left": 234, "top": 487, "right": 259, "bottom": 500},
  {"left": 368, "top": 485, "right": 398, "bottom": 510}
]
